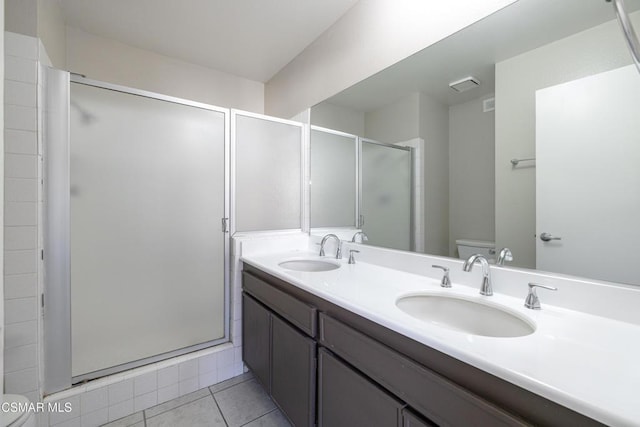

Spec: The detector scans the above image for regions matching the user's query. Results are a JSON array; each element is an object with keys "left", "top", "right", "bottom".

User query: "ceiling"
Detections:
[
  {"left": 324, "top": 0, "right": 640, "bottom": 111},
  {"left": 57, "top": 0, "right": 359, "bottom": 83}
]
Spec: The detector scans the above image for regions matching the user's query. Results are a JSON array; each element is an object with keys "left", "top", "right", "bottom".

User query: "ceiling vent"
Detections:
[{"left": 449, "top": 76, "right": 480, "bottom": 93}]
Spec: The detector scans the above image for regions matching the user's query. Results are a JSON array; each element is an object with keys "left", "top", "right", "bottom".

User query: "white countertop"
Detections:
[{"left": 242, "top": 249, "right": 640, "bottom": 427}]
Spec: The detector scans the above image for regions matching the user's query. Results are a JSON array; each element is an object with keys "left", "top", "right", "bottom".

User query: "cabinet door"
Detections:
[
  {"left": 271, "top": 315, "right": 316, "bottom": 427},
  {"left": 318, "top": 348, "right": 403, "bottom": 427},
  {"left": 403, "top": 409, "right": 436, "bottom": 427},
  {"left": 242, "top": 293, "right": 271, "bottom": 391}
]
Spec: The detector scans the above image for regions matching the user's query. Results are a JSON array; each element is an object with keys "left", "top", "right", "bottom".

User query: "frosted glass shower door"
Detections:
[
  {"left": 310, "top": 126, "right": 358, "bottom": 228},
  {"left": 70, "top": 83, "right": 227, "bottom": 379},
  {"left": 361, "top": 140, "right": 412, "bottom": 251}
]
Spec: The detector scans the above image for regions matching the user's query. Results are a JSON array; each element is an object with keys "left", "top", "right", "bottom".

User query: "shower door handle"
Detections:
[{"left": 540, "top": 232, "right": 562, "bottom": 242}]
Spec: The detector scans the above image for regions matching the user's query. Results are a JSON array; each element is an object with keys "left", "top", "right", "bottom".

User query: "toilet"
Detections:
[
  {"left": 2, "top": 395, "right": 36, "bottom": 427},
  {"left": 455, "top": 239, "right": 496, "bottom": 263}
]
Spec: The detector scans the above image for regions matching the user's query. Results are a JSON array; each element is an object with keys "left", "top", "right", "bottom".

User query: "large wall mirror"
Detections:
[{"left": 309, "top": 0, "right": 640, "bottom": 286}]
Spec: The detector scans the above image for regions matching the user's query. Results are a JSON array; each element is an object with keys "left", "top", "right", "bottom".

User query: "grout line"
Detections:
[
  {"left": 208, "top": 373, "right": 254, "bottom": 395},
  {"left": 142, "top": 409, "right": 147, "bottom": 426},
  {"left": 141, "top": 374, "right": 256, "bottom": 425},
  {"left": 143, "top": 391, "right": 206, "bottom": 420},
  {"left": 239, "top": 408, "right": 278, "bottom": 427},
  {"left": 210, "top": 393, "right": 229, "bottom": 427}
]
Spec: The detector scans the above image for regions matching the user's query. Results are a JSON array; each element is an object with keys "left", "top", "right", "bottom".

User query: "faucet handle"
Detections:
[
  {"left": 525, "top": 283, "right": 557, "bottom": 310},
  {"left": 336, "top": 241, "right": 343, "bottom": 259},
  {"left": 432, "top": 265, "right": 452, "bottom": 288},
  {"left": 351, "top": 231, "right": 369, "bottom": 243},
  {"left": 348, "top": 250, "right": 360, "bottom": 264},
  {"left": 497, "top": 248, "right": 513, "bottom": 265}
]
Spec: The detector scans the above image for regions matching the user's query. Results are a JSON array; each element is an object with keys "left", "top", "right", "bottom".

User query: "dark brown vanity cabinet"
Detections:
[{"left": 242, "top": 272, "right": 317, "bottom": 427}]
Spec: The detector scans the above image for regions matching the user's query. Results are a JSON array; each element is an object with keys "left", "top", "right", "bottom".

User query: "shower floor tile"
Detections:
[{"left": 102, "top": 371, "right": 291, "bottom": 427}]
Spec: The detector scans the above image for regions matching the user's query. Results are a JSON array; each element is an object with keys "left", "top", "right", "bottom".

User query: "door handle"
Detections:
[{"left": 540, "top": 232, "right": 562, "bottom": 242}]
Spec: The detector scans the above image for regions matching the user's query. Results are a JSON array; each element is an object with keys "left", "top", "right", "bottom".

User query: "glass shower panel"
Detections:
[
  {"left": 310, "top": 127, "right": 357, "bottom": 228},
  {"left": 361, "top": 141, "right": 412, "bottom": 251},
  {"left": 70, "top": 83, "right": 226, "bottom": 378},
  {"left": 234, "top": 114, "right": 302, "bottom": 231}
]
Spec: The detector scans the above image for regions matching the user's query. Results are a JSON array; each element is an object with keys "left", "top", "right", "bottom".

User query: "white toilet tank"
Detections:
[
  {"left": 456, "top": 239, "right": 496, "bottom": 262},
  {"left": 2, "top": 394, "right": 36, "bottom": 427}
]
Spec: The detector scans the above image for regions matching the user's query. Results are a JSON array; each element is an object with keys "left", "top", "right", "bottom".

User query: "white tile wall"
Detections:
[
  {"left": 5, "top": 129, "right": 37, "bottom": 154},
  {"left": 5, "top": 201, "right": 37, "bottom": 225},
  {"left": 4, "top": 55, "right": 38, "bottom": 83},
  {"left": 133, "top": 391, "right": 157, "bottom": 412},
  {"left": 5, "top": 32, "right": 38, "bottom": 59},
  {"left": 4, "top": 32, "right": 42, "bottom": 403},
  {"left": 5, "top": 177, "right": 38, "bottom": 201},
  {"left": 5, "top": 80, "right": 37, "bottom": 107},
  {"left": 5, "top": 319, "right": 37, "bottom": 347},
  {"left": 157, "top": 383, "right": 179, "bottom": 404},
  {"left": 4, "top": 273, "right": 37, "bottom": 298},
  {"left": 5, "top": 250, "right": 37, "bottom": 275},
  {"left": 157, "top": 365, "right": 178, "bottom": 388},
  {"left": 5, "top": 105, "right": 37, "bottom": 131},
  {"left": 5, "top": 343, "right": 37, "bottom": 372}
]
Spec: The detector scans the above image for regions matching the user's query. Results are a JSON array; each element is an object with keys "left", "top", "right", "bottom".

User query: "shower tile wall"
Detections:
[
  {"left": 4, "top": 31, "right": 41, "bottom": 403},
  {"left": 43, "top": 344, "right": 244, "bottom": 426},
  {"left": 4, "top": 31, "right": 247, "bottom": 427}
]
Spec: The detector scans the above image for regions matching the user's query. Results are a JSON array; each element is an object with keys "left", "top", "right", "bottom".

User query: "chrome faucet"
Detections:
[
  {"left": 462, "top": 254, "right": 493, "bottom": 296},
  {"left": 351, "top": 231, "right": 369, "bottom": 243},
  {"left": 524, "top": 283, "right": 557, "bottom": 310},
  {"left": 319, "top": 234, "right": 342, "bottom": 259},
  {"left": 496, "top": 248, "right": 513, "bottom": 265},
  {"left": 432, "top": 265, "right": 452, "bottom": 288}
]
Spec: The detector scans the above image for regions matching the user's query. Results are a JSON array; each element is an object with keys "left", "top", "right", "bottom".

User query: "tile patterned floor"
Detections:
[{"left": 101, "top": 372, "right": 291, "bottom": 427}]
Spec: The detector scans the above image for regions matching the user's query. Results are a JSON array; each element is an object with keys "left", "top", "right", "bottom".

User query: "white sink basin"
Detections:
[
  {"left": 396, "top": 293, "right": 535, "bottom": 338},
  {"left": 278, "top": 259, "right": 341, "bottom": 272}
]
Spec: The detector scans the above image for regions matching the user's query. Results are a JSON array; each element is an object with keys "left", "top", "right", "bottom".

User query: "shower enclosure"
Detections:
[
  {"left": 44, "top": 68, "right": 230, "bottom": 391},
  {"left": 360, "top": 139, "right": 413, "bottom": 251},
  {"left": 307, "top": 126, "right": 415, "bottom": 251}
]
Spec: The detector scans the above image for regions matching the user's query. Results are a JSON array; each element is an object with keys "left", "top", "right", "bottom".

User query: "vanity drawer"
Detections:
[
  {"left": 243, "top": 271, "right": 317, "bottom": 337},
  {"left": 319, "top": 313, "right": 528, "bottom": 427}
]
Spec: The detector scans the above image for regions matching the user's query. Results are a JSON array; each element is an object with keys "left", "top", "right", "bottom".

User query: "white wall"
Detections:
[
  {"left": 37, "top": 0, "right": 66, "bottom": 68},
  {"left": 419, "top": 93, "right": 449, "bottom": 257},
  {"left": 364, "top": 92, "right": 419, "bottom": 143},
  {"left": 5, "top": 0, "right": 36, "bottom": 37},
  {"left": 310, "top": 102, "right": 364, "bottom": 136},
  {"left": 264, "top": 0, "right": 517, "bottom": 118},
  {"left": 495, "top": 12, "right": 640, "bottom": 269},
  {"left": 66, "top": 27, "right": 265, "bottom": 113},
  {"left": 449, "top": 96, "right": 495, "bottom": 257}
]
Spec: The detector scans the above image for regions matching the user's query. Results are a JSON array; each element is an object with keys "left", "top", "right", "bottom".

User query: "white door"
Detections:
[{"left": 536, "top": 65, "right": 640, "bottom": 285}]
